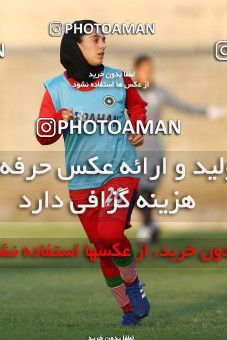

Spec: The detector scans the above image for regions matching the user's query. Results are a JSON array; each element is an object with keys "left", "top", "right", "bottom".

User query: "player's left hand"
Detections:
[
  {"left": 207, "top": 106, "right": 227, "bottom": 119},
  {"left": 128, "top": 133, "right": 144, "bottom": 147}
]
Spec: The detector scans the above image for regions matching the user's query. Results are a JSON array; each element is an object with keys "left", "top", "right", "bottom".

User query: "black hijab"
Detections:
[{"left": 60, "top": 20, "right": 104, "bottom": 84}]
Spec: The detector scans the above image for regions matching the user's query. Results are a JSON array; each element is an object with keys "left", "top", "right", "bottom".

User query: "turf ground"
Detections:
[{"left": 0, "top": 223, "right": 227, "bottom": 340}]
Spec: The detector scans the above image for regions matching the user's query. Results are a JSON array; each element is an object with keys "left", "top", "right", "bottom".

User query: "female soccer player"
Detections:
[{"left": 37, "top": 19, "right": 150, "bottom": 326}]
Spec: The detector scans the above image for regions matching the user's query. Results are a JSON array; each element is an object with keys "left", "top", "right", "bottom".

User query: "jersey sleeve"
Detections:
[
  {"left": 123, "top": 74, "right": 147, "bottom": 134},
  {"left": 36, "top": 90, "right": 64, "bottom": 145}
]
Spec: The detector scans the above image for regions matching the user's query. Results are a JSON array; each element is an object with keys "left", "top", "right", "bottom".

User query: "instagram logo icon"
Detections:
[
  {"left": 215, "top": 41, "right": 227, "bottom": 61},
  {"left": 36, "top": 118, "right": 56, "bottom": 137}
]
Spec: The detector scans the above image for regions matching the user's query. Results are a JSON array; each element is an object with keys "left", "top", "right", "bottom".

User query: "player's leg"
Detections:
[
  {"left": 98, "top": 253, "right": 139, "bottom": 326},
  {"left": 96, "top": 177, "right": 151, "bottom": 319},
  {"left": 69, "top": 188, "right": 138, "bottom": 326}
]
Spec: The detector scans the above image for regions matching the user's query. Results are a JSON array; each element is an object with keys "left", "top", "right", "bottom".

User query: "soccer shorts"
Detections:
[{"left": 69, "top": 176, "right": 139, "bottom": 244}]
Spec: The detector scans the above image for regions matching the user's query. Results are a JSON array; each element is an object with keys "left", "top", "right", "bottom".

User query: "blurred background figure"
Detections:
[{"left": 134, "top": 55, "right": 225, "bottom": 243}]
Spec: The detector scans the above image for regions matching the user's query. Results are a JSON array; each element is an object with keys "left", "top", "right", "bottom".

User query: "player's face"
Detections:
[
  {"left": 135, "top": 60, "right": 154, "bottom": 85},
  {"left": 78, "top": 31, "right": 106, "bottom": 66}
]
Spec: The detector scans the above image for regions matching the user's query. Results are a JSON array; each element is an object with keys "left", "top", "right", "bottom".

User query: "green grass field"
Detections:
[{"left": 0, "top": 223, "right": 227, "bottom": 340}]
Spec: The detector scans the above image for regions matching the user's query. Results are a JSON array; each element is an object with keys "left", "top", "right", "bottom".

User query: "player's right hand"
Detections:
[{"left": 62, "top": 109, "right": 73, "bottom": 121}]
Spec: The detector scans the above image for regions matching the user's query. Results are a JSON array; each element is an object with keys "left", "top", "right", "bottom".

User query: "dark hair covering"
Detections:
[{"left": 60, "top": 19, "right": 104, "bottom": 83}]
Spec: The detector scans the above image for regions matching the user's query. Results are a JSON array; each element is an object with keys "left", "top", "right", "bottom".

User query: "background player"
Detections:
[{"left": 134, "top": 55, "right": 226, "bottom": 243}]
